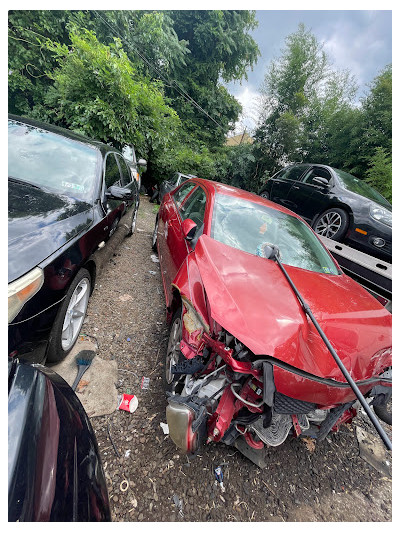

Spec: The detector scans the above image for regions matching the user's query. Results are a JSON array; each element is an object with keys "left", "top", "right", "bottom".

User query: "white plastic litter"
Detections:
[{"left": 160, "top": 422, "right": 169, "bottom": 435}]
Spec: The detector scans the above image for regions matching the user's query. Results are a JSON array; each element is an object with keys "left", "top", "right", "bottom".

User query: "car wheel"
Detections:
[
  {"left": 164, "top": 306, "right": 185, "bottom": 394},
  {"left": 260, "top": 191, "right": 270, "bottom": 200},
  {"left": 373, "top": 399, "right": 392, "bottom": 426},
  {"left": 312, "top": 208, "right": 349, "bottom": 241},
  {"left": 46, "top": 268, "right": 91, "bottom": 364},
  {"left": 152, "top": 216, "right": 159, "bottom": 252}
]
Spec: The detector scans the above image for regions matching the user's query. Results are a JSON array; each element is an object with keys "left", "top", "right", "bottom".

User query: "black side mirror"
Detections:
[
  {"left": 106, "top": 185, "right": 132, "bottom": 201},
  {"left": 312, "top": 176, "right": 330, "bottom": 186}
]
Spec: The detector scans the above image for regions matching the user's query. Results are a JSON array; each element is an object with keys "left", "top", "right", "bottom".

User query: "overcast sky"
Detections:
[{"left": 227, "top": 10, "right": 392, "bottom": 133}]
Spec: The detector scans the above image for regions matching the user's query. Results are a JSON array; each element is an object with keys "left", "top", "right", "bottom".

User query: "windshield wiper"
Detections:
[{"left": 8, "top": 176, "right": 43, "bottom": 190}]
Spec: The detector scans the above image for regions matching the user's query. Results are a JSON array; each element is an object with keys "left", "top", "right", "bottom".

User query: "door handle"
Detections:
[{"left": 292, "top": 185, "right": 300, "bottom": 189}]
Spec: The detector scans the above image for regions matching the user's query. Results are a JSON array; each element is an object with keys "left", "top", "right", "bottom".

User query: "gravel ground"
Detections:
[{"left": 82, "top": 196, "right": 392, "bottom": 522}]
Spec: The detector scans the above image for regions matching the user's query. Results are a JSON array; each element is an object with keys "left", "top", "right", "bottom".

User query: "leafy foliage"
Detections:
[
  {"left": 365, "top": 147, "right": 392, "bottom": 202},
  {"left": 165, "top": 10, "right": 260, "bottom": 147},
  {"left": 8, "top": 10, "right": 259, "bottom": 184},
  {"left": 40, "top": 30, "right": 180, "bottom": 161}
]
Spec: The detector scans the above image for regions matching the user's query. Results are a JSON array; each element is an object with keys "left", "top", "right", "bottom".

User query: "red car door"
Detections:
[{"left": 158, "top": 182, "right": 197, "bottom": 305}]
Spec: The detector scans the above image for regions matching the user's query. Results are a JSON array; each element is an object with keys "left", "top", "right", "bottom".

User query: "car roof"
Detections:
[
  {"left": 8, "top": 114, "right": 115, "bottom": 156},
  {"left": 187, "top": 177, "right": 307, "bottom": 221}
]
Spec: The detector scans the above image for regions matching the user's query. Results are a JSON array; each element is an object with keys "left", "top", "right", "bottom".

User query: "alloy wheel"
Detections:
[
  {"left": 61, "top": 278, "right": 90, "bottom": 351},
  {"left": 314, "top": 211, "right": 343, "bottom": 238}
]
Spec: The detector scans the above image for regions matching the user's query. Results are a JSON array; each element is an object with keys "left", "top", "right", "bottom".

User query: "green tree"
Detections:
[
  {"left": 166, "top": 10, "right": 260, "bottom": 148},
  {"left": 42, "top": 30, "right": 180, "bottom": 161},
  {"left": 365, "top": 147, "right": 392, "bottom": 202}
]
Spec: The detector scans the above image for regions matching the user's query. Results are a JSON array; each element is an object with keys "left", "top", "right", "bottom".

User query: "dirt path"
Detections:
[{"left": 82, "top": 196, "right": 392, "bottom": 522}]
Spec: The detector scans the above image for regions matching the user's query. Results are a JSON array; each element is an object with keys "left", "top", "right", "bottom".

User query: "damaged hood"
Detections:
[{"left": 194, "top": 235, "right": 391, "bottom": 382}]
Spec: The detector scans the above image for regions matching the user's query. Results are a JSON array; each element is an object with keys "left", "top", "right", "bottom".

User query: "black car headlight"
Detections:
[
  {"left": 369, "top": 204, "right": 392, "bottom": 227},
  {"left": 8, "top": 267, "right": 44, "bottom": 323}
]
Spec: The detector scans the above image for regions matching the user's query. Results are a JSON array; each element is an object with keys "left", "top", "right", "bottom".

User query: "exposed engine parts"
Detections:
[{"left": 164, "top": 300, "right": 392, "bottom": 459}]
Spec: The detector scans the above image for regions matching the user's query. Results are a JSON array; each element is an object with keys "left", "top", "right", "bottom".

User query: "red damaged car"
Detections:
[{"left": 152, "top": 178, "right": 392, "bottom": 464}]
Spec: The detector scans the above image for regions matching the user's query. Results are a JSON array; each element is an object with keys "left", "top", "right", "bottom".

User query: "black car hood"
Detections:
[{"left": 8, "top": 180, "right": 93, "bottom": 282}]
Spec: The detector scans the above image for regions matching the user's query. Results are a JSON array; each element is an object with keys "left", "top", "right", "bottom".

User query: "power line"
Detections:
[{"left": 91, "top": 10, "right": 242, "bottom": 144}]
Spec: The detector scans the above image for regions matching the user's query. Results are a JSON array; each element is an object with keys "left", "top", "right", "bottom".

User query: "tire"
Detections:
[
  {"left": 163, "top": 306, "right": 185, "bottom": 394},
  {"left": 152, "top": 216, "right": 159, "bottom": 252},
  {"left": 46, "top": 268, "right": 91, "bottom": 364},
  {"left": 312, "top": 208, "right": 349, "bottom": 241},
  {"left": 373, "top": 400, "right": 392, "bottom": 425},
  {"left": 260, "top": 191, "right": 270, "bottom": 200}
]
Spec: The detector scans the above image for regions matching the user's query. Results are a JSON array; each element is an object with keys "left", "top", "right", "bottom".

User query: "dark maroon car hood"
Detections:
[{"left": 8, "top": 180, "right": 93, "bottom": 282}]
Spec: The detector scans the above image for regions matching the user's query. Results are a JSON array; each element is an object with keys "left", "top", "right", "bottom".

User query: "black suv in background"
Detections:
[{"left": 259, "top": 164, "right": 392, "bottom": 262}]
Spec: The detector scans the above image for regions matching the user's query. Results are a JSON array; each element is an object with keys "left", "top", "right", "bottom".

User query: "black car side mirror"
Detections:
[
  {"left": 312, "top": 176, "right": 330, "bottom": 186},
  {"left": 106, "top": 185, "right": 132, "bottom": 201}
]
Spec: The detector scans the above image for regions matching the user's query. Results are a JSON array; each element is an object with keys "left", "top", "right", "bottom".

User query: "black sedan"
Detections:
[
  {"left": 158, "top": 171, "right": 197, "bottom": 203},
  {"left": 8, "top": 115, "right": 139, "bottom": 364},
  {"left": 259, "top": 164, "right": 392, "bottom": 261},
  {"left": 8, "top": 357, "right": 111, "bottom": 521}
]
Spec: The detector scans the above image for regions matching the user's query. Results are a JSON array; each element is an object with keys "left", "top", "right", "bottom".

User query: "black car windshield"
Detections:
[
  {"left": 334, "top": 168, "right": 391, "bottom": 207},
  {"left": 8, "top": 120, "right": 99, "bottom": 201},
  {"left": 211, "top": 194, "right": 339, "bottom": 275}
]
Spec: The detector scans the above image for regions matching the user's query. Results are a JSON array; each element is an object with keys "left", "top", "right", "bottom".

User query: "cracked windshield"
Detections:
[{"left": 211, "top": 194, "right": 339, "bottom": 275}]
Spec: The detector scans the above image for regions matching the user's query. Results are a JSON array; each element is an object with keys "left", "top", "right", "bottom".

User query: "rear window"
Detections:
[
  {"left": 8, "top": 119, "right": 99, "bottom": 201},
  {"left": 211, "top": 194, "right": 339, "bottom": 275}
]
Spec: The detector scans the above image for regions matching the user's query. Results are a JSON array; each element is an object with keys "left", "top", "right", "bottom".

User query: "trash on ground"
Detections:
[
  {"left": 127, "top": 337, "right": 131, "bottom": 342},
  {"left": 76, "top": 379, "right": 89, "bottom": 392},
  {"left": 118, "top": 393, "right": 138, "bottom": 414},
  {"left": 141, "top": 376, "right": 150, "bottom": 389},
  {"left": 160, "top": 422, "right": 169, "bottom": 435},
  {"left": 125, "top": 449, "right": 131, "bottom": 458},
  {"left": 120, "top": 480, "right": 129, "bottom": 492},
  {"left": 214, "top": 466, "right": 226, "bottom": 492},
  {"left": 148, "top": 270, "right": 157, "bottom": 275},
  {"left": 150, "top": 254, "right": 160, "bottom": 263},
  {"left": 172, "top": 494, "right": 184, "bottom": 517},
  {"left": 301, "top": 436, "right": 316, "bottom": 453}
]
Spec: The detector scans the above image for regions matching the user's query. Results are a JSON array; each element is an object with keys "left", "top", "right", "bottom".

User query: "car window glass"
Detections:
[
  {"left": 285, "top": 165, "right": 309, "bottom": 181},
  {"left": 104, "top": 153, "right": 122, "bottom": 188},
  {"left": 8, "top": 119, "right": 98, "bottom": 201},
  {"left": 180, "top": 187, "right": 207, "bottom": 227},
  {"left": 211, "top": 194, "right": 339, "bottom": 275},
  {"left": 303, "top": 167, "right": 331, "bottom": 184},
  {"left": 334, "top": 168, "right": 391, "bottom": 206},
  {"left": 173, "top": 183, "right": 196, "bottom": 209},
  {"left": 115, "top": 154, "right": 131, "bottom": 186}
]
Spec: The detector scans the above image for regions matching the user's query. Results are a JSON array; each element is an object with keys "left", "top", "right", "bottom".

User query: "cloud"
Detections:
[{"left": 231, "top": 85, "right": 261, "bottom": 133}]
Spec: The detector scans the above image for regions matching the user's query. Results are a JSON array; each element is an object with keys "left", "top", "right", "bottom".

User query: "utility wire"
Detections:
[{"left": 91, "top": 10, "right": 243, "bottom": 144}]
